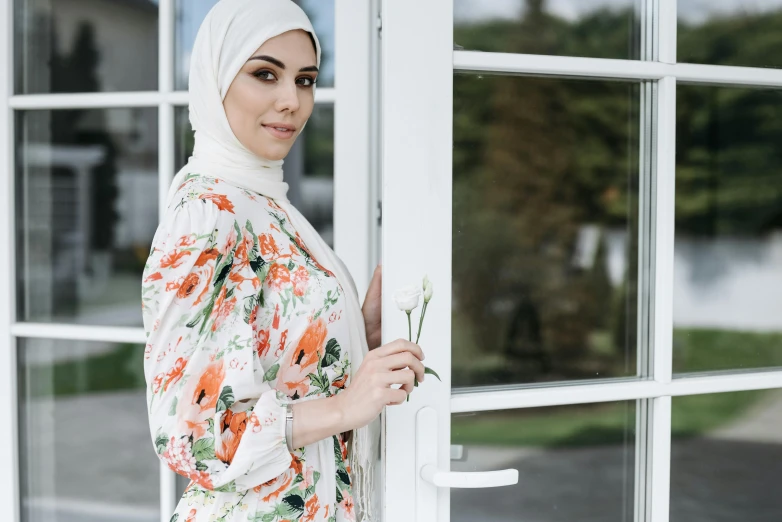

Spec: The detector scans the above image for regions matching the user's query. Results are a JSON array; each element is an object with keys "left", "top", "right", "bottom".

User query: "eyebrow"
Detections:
[{"left": 247, "top": 55, "right": 319, "bottom": 73}]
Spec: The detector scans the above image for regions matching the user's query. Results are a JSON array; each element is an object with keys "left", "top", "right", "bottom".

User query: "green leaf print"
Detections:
[
  {"left": 192, "top": 438, "right": 215, "bottom": 461},
  {"left": 286, "top": 259, "right": 296, "bottom": 271},
  {"left": 336, "top": 487, "right": 343, "bottom": 504},
  {"left": 214, "top": 255, "right": 233, "bottom": 287},
  {"left": 155, "top": 433, "right": 169, "bottom": 454},
  {"left": 216, "top": 385, "right": 235, "bottom": 412},
  {"left": 169, "top": 514, "right": 179, "bottom": 522},
  {"left": 280, "top": 494, "right": 305, "bottom": 516},
  {"left": 168, "top": 397, "right": 178, "bottom": 416},
  {"left": 263, "top": 363, "right": 280, "bottom": 382},
  {"left": 337, "top": 468, "right": 351, "bottom": 488},
  {"left": 323, "top": 338, "right": 341, "bottom": 368}
]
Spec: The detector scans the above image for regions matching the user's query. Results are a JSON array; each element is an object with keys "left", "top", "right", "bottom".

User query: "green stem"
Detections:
[
  {"left": 406, "top": 310, "right": 412, "bottom": 341},
  {"left": 415, "top": 302, "right": 428, "bottom": 344}
]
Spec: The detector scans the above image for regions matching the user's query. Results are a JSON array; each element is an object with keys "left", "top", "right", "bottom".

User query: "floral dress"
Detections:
[{"left": 141, "top": 173, "right": 356, "bottom": 522}]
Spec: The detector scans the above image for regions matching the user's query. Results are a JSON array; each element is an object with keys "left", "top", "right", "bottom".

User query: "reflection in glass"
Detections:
[
  {"left": 175, "top": 0, "right": 335, "bottom": 90},
  {"left": 454, "top": 0, "right": 641, "bottom": 60},
  {"left": 674, "top": 86, "right": 782, "bottom": 374},
  {"left": 16, "top": 109, "right": 159, "bottom": 326},
  {"left": 452, "top": 74, "right": 640, "bottom": 387},
  {"left": 451, "top": 402, "right": 635, "bottom": 522},
  {"left": 671, "top": 391, "right": 782, "bottom": 520},
  {"left": 18, "top": 339, "right": 159, "bottom": 522},
  {"left": 679, "top": 0, "right": 782, "bottom": 69},
  {"left": 14, "top": 0, "right": 158, "bottom": 94},
  {"left": 175, "top": 104, "right": 335, "bottom": 245}
]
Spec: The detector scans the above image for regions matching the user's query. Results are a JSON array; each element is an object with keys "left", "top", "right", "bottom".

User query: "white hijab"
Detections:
[{"left": 165, "top": 1, "right": 379, "bottom": 519}]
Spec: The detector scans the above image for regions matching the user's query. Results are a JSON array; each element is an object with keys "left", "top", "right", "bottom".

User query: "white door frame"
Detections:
[
  {"left": 379, "top": 0, "right": 782, "bottom": 521},
  {"left": 0, "top": 0, "right": 375, "bottom": 519}
]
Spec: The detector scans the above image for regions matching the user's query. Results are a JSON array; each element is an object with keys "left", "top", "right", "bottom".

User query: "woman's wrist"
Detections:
[{"left": 289, "top": 393, "right": 352, "bottom": 449}]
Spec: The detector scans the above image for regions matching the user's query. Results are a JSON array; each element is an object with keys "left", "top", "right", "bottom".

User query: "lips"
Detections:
[{"left": 262, "top": 123, "right": 295, "bottom": 140}]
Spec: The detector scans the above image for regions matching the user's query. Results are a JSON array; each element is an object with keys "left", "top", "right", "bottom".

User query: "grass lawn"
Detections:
[{"left": 452, "top": 327, "right": 781, "bottom": 448}]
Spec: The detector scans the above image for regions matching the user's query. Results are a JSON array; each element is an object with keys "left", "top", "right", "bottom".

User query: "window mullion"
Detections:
[{"left": 0, "top": 0, "right": 21, "bottom": 518}]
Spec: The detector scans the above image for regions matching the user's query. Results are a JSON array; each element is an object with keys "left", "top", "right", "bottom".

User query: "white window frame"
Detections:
[
  {"left": 380, "top": 0, "right": 782, "bottom": 521},
  {"left": 0, "top": 0, "right": 375, "bottom": 519}
]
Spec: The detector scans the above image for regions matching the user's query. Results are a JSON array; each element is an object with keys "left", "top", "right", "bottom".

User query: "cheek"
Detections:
[{"left": 226, "top": 78, "right": 271, "bottom": 133}]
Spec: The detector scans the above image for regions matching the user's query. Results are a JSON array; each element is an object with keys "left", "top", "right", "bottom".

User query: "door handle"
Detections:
[
  {"left": 416, "top": 406, "right": 518, "bottom": 520},
  {"left": 420, "top": 463, "right": 518, "bottom": 488}
]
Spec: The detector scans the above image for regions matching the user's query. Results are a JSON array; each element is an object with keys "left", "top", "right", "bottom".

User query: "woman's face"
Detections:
[{"left": 223, "top": 29, "right": 318, "bottom": 161}]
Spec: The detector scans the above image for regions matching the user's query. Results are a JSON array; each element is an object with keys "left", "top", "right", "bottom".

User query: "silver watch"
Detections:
[{"left": 285, "top": 403, "right": 294, "bottom": 451}]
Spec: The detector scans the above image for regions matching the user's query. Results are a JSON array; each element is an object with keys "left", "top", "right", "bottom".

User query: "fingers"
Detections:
[
  {"left": 381, "top": 352, "right": 425, "bottom": 383},
  {"left": 372, "top": 338, "right": 425, "bottom": 362}
]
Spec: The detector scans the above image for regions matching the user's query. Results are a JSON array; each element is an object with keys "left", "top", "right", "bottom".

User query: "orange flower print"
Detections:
[
  {"left": 160, "top": 249, "right": 190, "bottom": 269},
  {"left": 272, "top": 303, "right": 280, "bottom": 330},
  {"left": 194, "top": 248, "right": 218, "bottom": 267},
  {"left": 332, "top": 373, "right": 348, "bottom": 390},
  {"left": 176, "top": 273, "right": 200, "bottom": 299},
  {"left": 164, "top": 357, "right": 187, "bottom": 391},
  {"left": 267, "top": 263, "right": 291, "bottom": 291},
  {"left": 340, "top": 489, "right": 355, "bottom": 519},
  {"left": 185, "top": 508, "right": 197, "bottom": 522},
  {"left": 278, "top": 329, "right": 288, "bottom": 354},
  {"left": 152, "top": 373, "right": 164, "bottom": 394},
  {"left": 198, "top": 192, "right": 235, "bottom": 213},
  {"left": 292, "top": 266, "right": 309, "bottom": 297},
  {"left": 259, "top": 233, "right": 280, "bottom": 258},
  {"left": 215, "top": 409, "right": 247, "bottom": 464},
  {"left": 256, "top": 328, "right": 271, "bottom": 358},
  {"left": 193, "top": 359, "right": 225, "bottom": 413},
  {"left": 210, "top": 286, "right": 237, "bottom": 332},
  {"left": 277, "top": 317, "right": 328, "bottom": 398},
  {"left": 221, "top": 226, "right": 238, "bottom": 256},
  {"left": 302, "top": 493, "right": 320, "bottom": 522},
  {"left": 258, "top": 469, "right": 294, "bottom": 502},
  {"left": 144, "top": 271, "right": 162, "bottom": 282},
  {"left": 175, "top": 235, "right": 196, "bottom": 248},
  {"left": 291, "top": 453, "right": 304, "bottom": 474}
]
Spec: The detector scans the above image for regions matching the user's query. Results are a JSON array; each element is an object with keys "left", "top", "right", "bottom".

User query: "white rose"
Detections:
[
  {"left": 394, "top": 284, "right": 422, "bottom": 312},
  {"left": 423, "top": 275, "right": 433, "bottom": 303}
]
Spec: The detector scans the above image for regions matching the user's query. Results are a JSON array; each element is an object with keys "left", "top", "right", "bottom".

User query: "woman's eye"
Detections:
[
  {"left": 298, "top": 77, "right": 316, "bottom": 87},
  {"left": 253, "top": 70, "right": 275, "bottom": 81}
]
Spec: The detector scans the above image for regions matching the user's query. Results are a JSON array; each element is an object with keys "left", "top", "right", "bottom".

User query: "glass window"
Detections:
[
  {"left": 174, "top": 104, "right": 335, "bottom": 245},
  {"left": 16, "top": 108, "right": 159, "bottom": 327},
  {"left": 454, "top": 0, "right": 642, "bottom": 60},
  {"left": 451, "top": 401, "right": 636, "bottom": 522},
  {"left": 14, "top": 0, "right": 158, "bottom": 94},
  {"left": 452, "top": 73, "right": 641, "bottom": 387},
  {"left": 18, "top": 339, "right": 159, "bottom": 522},
  {"left": 671, "top": 390, "right": 782, "bottom": 520},
  {"left": 674, "top": 85, "right": 782, "bottom": 374},
  {"left": 175, "top": 0, "right": 335, "bottom": 90},
  {"left": 679, "top": 0, "right": 782, "bottom": 69}
]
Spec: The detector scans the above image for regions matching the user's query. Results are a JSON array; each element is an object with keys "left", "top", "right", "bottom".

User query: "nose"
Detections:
[{"left": 275, "top": 79, "right": 301, "bottom": 113}]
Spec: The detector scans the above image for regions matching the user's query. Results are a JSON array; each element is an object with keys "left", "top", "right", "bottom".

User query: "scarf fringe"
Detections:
[{"left": 348, "top": 418, "right": 380, "bottom": 522}]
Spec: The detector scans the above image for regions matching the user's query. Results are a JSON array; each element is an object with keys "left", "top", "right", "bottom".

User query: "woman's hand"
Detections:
[
  {"left": 334, "top": 338, "right": 426, "bottom": 431},
  {"left": 362, "top": 264, "right": 382, "bottom": 349}
]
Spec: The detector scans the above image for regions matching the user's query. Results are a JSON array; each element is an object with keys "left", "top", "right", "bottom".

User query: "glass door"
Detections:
[
  {"left": 380, "top": 1, "right": 782, "bottom": 521},
  {"left": 0, "top": 0, "right": 376, "bottom": 520}
]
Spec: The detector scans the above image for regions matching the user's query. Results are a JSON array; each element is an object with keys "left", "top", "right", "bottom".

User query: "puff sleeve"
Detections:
[{"left": 141, "top": 196, "right": 293, "bottom": 493}]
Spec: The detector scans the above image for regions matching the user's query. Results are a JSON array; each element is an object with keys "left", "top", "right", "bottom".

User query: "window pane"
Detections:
[
  {"left": 671, "top": 390, "right": 782, "bottom": 521},
  {"left": 679, "top": 0, "right": 782, "bottom": 69},
  {"left": 174, "top": 104, "right": 335, "bottom": 245},
  {"left": 175, "top": 0, "right": 334, "bottom": 90},
  {"left": 451, "top": 401, "right": 636, "bottom": 522},
  {"left": 18, "top": 339, "right": 159, "bottom": 522},
  {"left": 16, "top": 109, "right": 158, "bottom": 326},
  {"left": 453, "top": 74, "right": 641, "bottom": 387},
  {"left": 14, "top": 0, "right": 158, "bottom": 94},
  {"left": 674, "top": 85, "right": 782, "bottom": 374},
  {"left": 454, "top": 0, "right": 641, "bottom": 60}
]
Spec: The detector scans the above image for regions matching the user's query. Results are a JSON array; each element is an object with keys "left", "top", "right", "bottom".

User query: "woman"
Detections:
[{"left": 140, "top": 1, "right": 426, "bottom": 521}]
